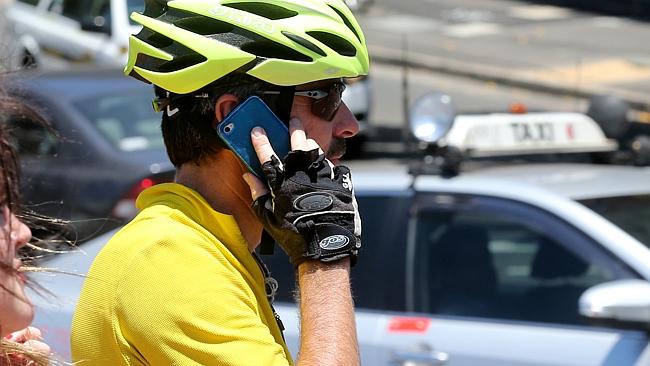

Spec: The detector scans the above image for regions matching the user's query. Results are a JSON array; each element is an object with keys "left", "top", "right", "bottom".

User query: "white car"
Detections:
[
  {"left": 0, "top": 2, "right": 39, "bottom": 70},
  {"left": 8, "top": 0, "right": 142, "bottom": 67}
]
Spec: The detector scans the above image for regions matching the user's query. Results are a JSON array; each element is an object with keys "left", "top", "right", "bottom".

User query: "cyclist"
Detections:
[{"left": 71, "top": 0, "right": 368, "bottom": 365}]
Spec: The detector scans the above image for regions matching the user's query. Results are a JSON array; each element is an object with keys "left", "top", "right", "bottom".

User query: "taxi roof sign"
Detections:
[{"left": 442, "top": 112, "right": 618, "bottom": 157}]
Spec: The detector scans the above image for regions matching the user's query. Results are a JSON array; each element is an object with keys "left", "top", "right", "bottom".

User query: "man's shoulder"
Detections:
[{"left": 108, "top": 208, "right": 215, "bottom": 252}]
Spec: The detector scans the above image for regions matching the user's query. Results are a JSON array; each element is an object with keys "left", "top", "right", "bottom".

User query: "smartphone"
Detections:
[{"left": 216, "top": 96, "right": 291, "bottom": 180}]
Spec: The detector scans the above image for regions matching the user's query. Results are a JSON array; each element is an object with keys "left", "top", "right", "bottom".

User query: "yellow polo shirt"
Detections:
[{"left": 71, "top": 183, "right": 293, "bottom": 365}]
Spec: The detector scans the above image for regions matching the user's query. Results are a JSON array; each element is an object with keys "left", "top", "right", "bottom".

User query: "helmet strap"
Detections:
[
  {"left": 259, "top": 85, "right": 294, "bottom": 256},
  {"left": 274, "top": 86, "right": 295, "bottom": 127}
]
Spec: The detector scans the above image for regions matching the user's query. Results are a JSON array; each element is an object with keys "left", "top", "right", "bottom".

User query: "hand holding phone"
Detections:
[{"left": 216, "top": 96, "right": 291, "bottom": 180}]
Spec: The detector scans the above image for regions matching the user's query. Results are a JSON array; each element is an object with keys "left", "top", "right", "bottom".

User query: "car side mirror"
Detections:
[
  {"left": 579, "top": 279, "right": 650, "bottom": 329},
  {"left": 80, "top": 16, "right": 111, "bottom": 35},
  {"left": 408, "top": 92, "right": 456, "bottom": 145}
]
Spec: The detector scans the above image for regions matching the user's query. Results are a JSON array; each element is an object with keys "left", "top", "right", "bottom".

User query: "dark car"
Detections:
[{"left": 5, "top": 68, "right": 174, "bottom": 241}]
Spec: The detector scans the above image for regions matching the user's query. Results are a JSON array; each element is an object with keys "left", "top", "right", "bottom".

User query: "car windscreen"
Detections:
[
  {"left": 579, "top": 194, "right": 650, "bottom": 248},
  {"left": 74, "top": 90, "right": 163, "bottom": 152},
  {"left": 127, "top": 0, "right": 144, "bottom": 25}
]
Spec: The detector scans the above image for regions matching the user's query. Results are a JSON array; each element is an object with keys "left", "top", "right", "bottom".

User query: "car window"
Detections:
[
  {"left": 48, "top": 0, "right": 109, "bottom": 22},
  {"left": 410, "top": 193, "right": 638, "bottom": 326},
  {"left": 88, "top": 0, "right": 111, "bottom": 20},
  {"left": 48, "top": 0, "right": 82, "bottom": 21},
  {"left": 6, "top": 117, "right": 59, "bottom": 157},
  {"left": 261, "top": 193, "right": 411, "bottom": 312},
  {"left": 73, "top": 90, "right": 164, "bottom": 152},
  {"left": 579, "top": 195, "right": 650, "bottom": 249}
]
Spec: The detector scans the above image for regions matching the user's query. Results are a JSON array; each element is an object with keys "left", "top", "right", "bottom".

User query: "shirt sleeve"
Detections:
[{"left": 113, "top": 229, "right": 292, "bottom": 366}]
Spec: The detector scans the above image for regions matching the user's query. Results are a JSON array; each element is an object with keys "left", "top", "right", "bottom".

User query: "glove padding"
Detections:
[{"left": 252, "top": 149, "right": 361, "bottom": 267}]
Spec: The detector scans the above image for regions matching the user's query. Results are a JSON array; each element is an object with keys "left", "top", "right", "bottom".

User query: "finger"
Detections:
[
  {"left": 22, "top": 340, "right": 51, "bottom": 354},
  {"left": 25, "top": 327, "right": 42, "bottom": 340},
  {"left": 242, "top": 173, "right": 270, "bottom": 200},
  {"left": 305, "top": 138, "right": 323, "bottom": 154},
  {"left": 4, "top": 327, "right": 42, "bottom": 343},
  {"left": 251, "top": 127, "right": 278, "bottom": 165},
  {"left": 289, "top": 118, "right": 308, "bottom": 151},
  {"left": 290, "top": 118, "right": 324, "bottom": 153}
]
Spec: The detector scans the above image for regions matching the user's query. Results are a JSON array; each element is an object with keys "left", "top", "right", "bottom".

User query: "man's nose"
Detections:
[{"left": 332, "top": 102, "right": 360, "bottom": 139}]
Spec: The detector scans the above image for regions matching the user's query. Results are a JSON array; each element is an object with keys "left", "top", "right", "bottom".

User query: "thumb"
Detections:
[{"left": 243, "top": 172, "right": 269, "bottom": 200}]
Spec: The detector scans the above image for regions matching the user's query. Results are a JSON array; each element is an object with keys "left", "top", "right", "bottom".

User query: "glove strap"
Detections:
[{"left": 304, "top": 223, "right": 359, "bottom": 263}]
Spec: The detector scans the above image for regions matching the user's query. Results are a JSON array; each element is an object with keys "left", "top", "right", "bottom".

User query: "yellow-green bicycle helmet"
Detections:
[{"left": 125, "top": 0, "right": 370, "bottom": 94}]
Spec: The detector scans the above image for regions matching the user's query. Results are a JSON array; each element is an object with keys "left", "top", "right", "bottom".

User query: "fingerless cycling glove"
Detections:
[{"left": 253, "top": 149, "right": 361, "bottom": 267}]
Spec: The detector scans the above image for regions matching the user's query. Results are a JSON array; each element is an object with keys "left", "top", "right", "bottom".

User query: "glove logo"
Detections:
[
  {"left": 342, "top": 173, "right": 352, "bottom": 191},
  {"left": 319, "top": 235, "right": 349, "bottom": 250},
  {"left": 294, "top": 192, "right": 334, "bottom": 212}
]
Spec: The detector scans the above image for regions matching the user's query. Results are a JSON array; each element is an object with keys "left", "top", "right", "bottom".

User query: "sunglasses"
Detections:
[{"left": 261, "top": 81, "right": 346, "bottom": 121}]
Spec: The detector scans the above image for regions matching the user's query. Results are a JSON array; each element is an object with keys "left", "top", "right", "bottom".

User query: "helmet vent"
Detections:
[
  {"left": 222, "top": 2, "right": 298, "bottom": 20},
  {"left": 327, "top": 5, "right": 362, "bottom": 43},
  {"left": 282, "top": 31, "right": 326, "bottom": 57},
  {"left": 306, "top": 31, "right": 356, "bottom": 57},
  {"left": 143, "top": 0, "right": 168, "bottom": 18},
  {"left": 174, "top": 16, "right": 234, "bottom": 35},
  {"left": 241, "top": 40, "right": 312, "bottom": 62},
  {"left": 139, "top": 28, "right": 174, "bottom": 49},
  {"left": 158, "top": 53, "right": 208, "bottom": 72}
]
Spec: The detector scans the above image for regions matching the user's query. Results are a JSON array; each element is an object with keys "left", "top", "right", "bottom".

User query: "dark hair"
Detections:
[
  {"left": 0, "top": 121, "right": 21, "bottom": 275},
  {"left": 160, "top": 74, "right": 277, "bottom": 167}
]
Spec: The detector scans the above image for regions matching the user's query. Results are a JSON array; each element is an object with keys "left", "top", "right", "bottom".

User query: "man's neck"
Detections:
[{"left": 175, "top": 151, "right": 262, "bottom": 251}]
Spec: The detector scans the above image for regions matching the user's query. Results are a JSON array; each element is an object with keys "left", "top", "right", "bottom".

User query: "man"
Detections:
[{"left": 71, "top": 0, "right": 369, "bottom": 365}]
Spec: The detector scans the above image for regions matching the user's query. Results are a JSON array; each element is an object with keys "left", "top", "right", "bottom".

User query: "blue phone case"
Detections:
[{"left": 216, "top": 96, "right": 290, "bottom": 180}]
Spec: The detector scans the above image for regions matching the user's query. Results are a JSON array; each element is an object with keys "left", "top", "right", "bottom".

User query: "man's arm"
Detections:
[
  {"left": 296, "top": 258, "right": 359, "bottom": 366},
  {"left": 247, "top": 118, "right": 362, "bottom": 366}
]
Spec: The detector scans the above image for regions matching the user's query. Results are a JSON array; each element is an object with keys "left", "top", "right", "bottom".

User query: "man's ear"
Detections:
[{"left": 214, "top": 94, "right": 240, "bottom": 123}]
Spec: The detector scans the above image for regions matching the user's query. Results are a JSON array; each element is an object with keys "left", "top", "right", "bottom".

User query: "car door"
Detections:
[
  {"left": 384, "top": 192, "right": 650, "bottom": 366},
  {"left": 6, "top": 113, "right": 72, "bottom": 220}
]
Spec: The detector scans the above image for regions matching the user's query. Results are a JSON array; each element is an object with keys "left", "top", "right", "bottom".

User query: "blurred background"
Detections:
[{"left": 3, "top": 1, "right": 650, "bottom": 364}]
